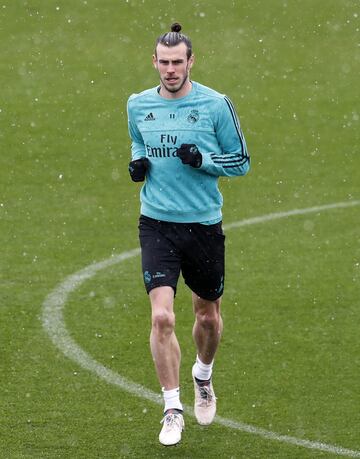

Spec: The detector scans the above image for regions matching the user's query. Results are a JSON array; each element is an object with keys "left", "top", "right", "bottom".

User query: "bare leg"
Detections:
[
  {"left": 192, "top": 292, "right": 223, "bottom": 364},
  {"left": 149, "top": 286, "right": 181, "bottom": 390}
]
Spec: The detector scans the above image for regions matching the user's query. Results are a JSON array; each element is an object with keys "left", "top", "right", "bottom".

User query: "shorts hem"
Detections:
[
  {"left": 190, "top": 288, "right": 224, "bottom": 302},
  {"left": 146, "top": 284, "right": 177, "bottom": 297}
]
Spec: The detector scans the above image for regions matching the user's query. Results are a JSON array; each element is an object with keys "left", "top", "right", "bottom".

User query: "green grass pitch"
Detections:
[{"left": 1, "top": 1, "right": 359, "bottom": 457}]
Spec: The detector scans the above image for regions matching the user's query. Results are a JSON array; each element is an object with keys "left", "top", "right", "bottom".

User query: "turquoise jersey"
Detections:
[{"left": 127, "top": 81, "right": 250, "bottom": 223}]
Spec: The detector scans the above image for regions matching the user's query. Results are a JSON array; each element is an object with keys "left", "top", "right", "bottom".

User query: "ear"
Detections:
[
  {"left": 188, "top": 54, "right": 195, "bottom": 69},
  {"left": 152, "top": 54, "right": 158, "bottom": 69}
]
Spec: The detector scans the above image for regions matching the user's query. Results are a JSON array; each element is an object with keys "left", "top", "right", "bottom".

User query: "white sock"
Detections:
[
  {"left": 192, "top": 355, "right": 214, "bottom": 381},
  {"left": 162, "top": 387, "right": 183, "bottom": 413}
]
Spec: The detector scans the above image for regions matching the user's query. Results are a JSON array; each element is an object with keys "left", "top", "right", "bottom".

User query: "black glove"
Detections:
[
  {"left": 176, "top": 144, "right": 202, "bottom": 168},
  {"left": 128, "top": 157, "right": 149, "bottom": 182}
]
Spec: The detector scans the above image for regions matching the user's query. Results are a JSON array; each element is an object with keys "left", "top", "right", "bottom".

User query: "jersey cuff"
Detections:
[{"left": 198, "top": 153, "right": 217, "bottom": 175}]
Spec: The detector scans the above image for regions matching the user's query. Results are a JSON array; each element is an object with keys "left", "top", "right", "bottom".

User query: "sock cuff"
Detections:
[
  {"left": 196, "top": 355, "right": 214, "bottom": 370},
  {"left": 162, "top": 387, "right": 180, "bottom": 397},
  {"left": 193, "top": 355, "right": 214, "bottom": 381},
  {"left": 162, "top": 387, "right": 183, "bottom": 412}
]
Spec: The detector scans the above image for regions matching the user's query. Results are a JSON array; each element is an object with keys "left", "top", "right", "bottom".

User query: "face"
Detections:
[{"left": 153, "top": 42, "right": 194, "bottom": 98}]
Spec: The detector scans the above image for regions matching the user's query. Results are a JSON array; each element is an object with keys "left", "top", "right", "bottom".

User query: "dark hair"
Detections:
[{"left": 155, "top": 23, "right": 192, "bottom": 59}]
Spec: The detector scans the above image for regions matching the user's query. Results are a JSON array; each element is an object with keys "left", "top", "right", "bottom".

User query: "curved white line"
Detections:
[
  {"left": 42, "top": 201, "right": 360, "bottom": 457},
  {"left": 223, "top": 200, "right": 360, "bottom": 230}
]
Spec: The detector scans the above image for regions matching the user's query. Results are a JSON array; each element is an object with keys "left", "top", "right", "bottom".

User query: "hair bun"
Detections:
[{"left": 171, "top": 22, "right": 182, "bottom": 33}]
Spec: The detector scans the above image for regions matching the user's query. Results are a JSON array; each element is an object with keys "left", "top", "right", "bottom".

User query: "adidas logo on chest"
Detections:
[{"left": 144, "top": 112, "right": 155, "bottom": 121}]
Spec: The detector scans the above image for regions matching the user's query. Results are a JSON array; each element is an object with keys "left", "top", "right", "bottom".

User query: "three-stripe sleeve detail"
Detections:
[
  {"left": 210, "top": 153, "right": 248, "bottom": 169},
  {"left": 223, "top": 96, "right": 249, "bottom": 161}
]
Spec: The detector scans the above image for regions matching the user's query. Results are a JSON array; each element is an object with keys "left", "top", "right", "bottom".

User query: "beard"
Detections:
[{"left": 161, "top": 72, "right": 189, "bottom": 94}]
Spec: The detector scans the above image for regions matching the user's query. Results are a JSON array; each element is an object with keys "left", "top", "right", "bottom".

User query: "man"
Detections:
[{"left": 127, "top": 23, "right": 250, "bottom": 446}]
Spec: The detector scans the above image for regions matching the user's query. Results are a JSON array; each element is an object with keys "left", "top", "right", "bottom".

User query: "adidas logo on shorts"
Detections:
[{"left": 144, "top": 112, "right": 155, "bottom": 121}]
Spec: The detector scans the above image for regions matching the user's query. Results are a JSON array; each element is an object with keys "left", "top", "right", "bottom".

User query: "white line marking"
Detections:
[
  {"left": 223, "top": 200, "right": 360, "bottom": 231},
  {"left": 42, "top": 201, "right": 360, "bottom": 457}
]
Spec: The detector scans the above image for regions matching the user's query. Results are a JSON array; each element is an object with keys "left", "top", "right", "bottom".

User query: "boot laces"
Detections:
[
  {"left": 160, "top": 413, "right": 182, "bottom": 429},
  {"left": 199, "top": 384, "right": 215, "bottom": 404}
]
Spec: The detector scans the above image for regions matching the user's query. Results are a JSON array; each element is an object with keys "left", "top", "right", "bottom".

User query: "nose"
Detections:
[{"left": 167, "top": 63, "right": 175, "bottom": 73}]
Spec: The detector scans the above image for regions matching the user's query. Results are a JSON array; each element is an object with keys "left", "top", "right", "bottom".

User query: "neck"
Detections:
[{"left": 160, "top": 79, "right": 192, "bottom": 99}]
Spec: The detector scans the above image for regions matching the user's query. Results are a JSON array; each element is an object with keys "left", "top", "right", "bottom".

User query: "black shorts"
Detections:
[{"left": 138, "top": 215, "right": 225, "bottom": 301}]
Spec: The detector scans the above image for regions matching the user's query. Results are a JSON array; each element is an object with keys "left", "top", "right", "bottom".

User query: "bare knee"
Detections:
[
  {"left": 150, "top": 286, "right": 175, "bottom": 335},
  {"left": 152, "top": 309, "right": 175, "bottom": 334},
  {"left": 195, "top": 304, "right": 221, "bottom": 331}
]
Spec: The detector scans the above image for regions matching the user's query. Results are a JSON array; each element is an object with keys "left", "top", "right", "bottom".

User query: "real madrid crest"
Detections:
[{"left": 187, "top": 109, "right": 199, "bottom": 123}]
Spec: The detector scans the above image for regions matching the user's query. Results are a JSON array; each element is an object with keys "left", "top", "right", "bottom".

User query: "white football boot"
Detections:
[
  {"left": 192, "top": 369, "right": 217, "bottom": 425},
  {"left": 159, "top": 411, "right": 184, "bottom": 446}
]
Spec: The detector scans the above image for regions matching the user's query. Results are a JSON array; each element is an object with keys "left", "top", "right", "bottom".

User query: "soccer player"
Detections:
[{"left": 127, "top": 23, "right": 250, "bottom": 446}]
